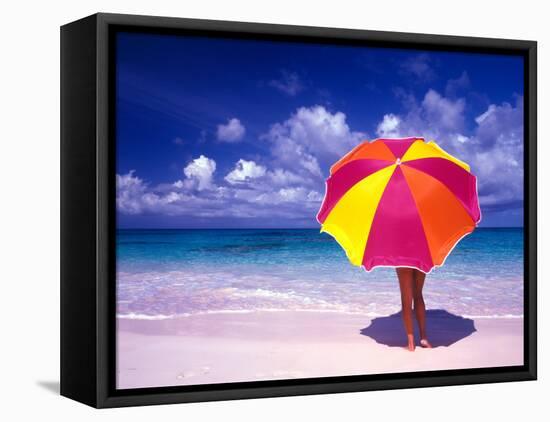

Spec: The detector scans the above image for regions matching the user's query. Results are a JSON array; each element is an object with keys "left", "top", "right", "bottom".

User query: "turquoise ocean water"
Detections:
[{"left": 116, "top": 228, "right": 523, "bottom": 319}]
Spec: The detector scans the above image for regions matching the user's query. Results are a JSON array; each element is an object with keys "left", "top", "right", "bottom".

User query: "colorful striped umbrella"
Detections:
[{"left": 316, "top": 137, "right": 481, "bottom": 273}]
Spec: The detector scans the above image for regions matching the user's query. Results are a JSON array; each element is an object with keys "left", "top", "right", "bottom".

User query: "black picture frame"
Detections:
[{"left": 60, "top": 12, "right": 537, "bottom": 408}]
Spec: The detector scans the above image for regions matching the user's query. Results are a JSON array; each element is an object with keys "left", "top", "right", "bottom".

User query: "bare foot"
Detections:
[{"left": 419, "top": 338, "right": 433, "bottom": 348}]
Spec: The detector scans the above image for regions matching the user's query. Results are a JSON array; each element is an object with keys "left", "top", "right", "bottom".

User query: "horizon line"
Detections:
[{"left": 116, "top": 226, "right": 524, "bottom": 230}]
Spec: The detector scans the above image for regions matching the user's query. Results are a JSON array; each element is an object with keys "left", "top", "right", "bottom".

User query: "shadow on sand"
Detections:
[{"left": 360, "top": 309, "right": 476, "bottom": 348}]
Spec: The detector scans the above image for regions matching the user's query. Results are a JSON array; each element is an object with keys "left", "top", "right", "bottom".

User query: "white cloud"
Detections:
[
  {"left": 376, "top": 89, "right": 465, "bottom": 140},
  {"left": 117, "top": 85, "right": 523, "bottom": 224},
  {"left": 469, "top": 98, "right": 524, "bottom": 209},
  {"left": 445, "top": 71, "right": 470, "bottom": 97},
  {"left": 116, "top": 170, "right": 148, "bottom": 215},
  {"left": 266, "top": 168, "right": 305, "bottom": 186},
  {"left": 374, "top": 89, "right": 523, "bottom": 211},
  {"left": 183, "top": 155, "right": 217, "bottom": 191},
  {"left": 252, "top": 187, "right": 323, "bottom": 205},
  {"left": 376, "top": 114, "right": 401, "bottom": 138},
  {"left": 117, "top": 171, "right": 228, "bottom": 217},
  {"left": 422, "top": 89, "right": 465, "bottom": 132},
  {"left": 225, "top": 159, "right": 267, "bottom": 184},
  {"left": 455, "top": 134, "right": 470, "bottom": 144},
  {"left": 118, "top": 106, "right": 368, "bottom": 221},
  {"left": 263, "top": 105, "right": 366, "bottom": 178},
  {"left": 475, "top": 104, "right": 497, "bottom": 125},
  {"left": 116, "top": 169, "right": 322, "bottom": 221},
  {"left": 269, "top": 70, "right": 304, "bottom": 96},
  {"left": 217, "top": 118, "right": 246, "bottom": 142}
]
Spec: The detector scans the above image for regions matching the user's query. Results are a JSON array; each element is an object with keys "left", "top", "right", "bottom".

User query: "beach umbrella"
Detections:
[{"left": 316, "top": 137, "right": 481, "bottom": 273}]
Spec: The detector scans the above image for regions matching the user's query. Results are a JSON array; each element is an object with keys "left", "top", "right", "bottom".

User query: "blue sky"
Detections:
[{"left": 116, "top": 32, "right": 524, "bottom": 228}]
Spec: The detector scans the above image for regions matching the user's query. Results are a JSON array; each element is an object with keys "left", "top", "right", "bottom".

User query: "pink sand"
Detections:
[{"left": 116, "top": 310, "right": 523, "bottom": 389}]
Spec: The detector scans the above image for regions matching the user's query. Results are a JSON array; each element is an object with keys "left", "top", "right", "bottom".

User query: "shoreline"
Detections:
[
  {"left": 117, "top": 308, "right": 525, "bottom": 321},
  {"left": 116, "top": 309, "right": 523, "bottom": 389}
]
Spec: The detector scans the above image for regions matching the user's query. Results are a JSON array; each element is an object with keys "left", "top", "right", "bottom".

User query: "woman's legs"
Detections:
[
  {"left": 396, "top": 268, "right": 415, "bottom": 351},
  {"left": 412, "top": 269, "right": 432, "bottom": 348}
]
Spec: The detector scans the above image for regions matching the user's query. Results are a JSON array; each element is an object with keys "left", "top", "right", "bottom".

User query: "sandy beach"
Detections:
[{"left": 116, "top": 310, "right": 523, "bottom": 389}]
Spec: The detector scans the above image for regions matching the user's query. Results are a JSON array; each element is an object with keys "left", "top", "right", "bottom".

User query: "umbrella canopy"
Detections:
[{"left": 316, "top": 137, "right": 481, "bottom": 273}]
